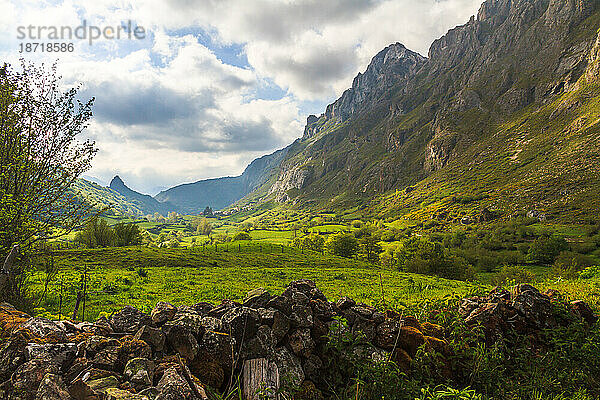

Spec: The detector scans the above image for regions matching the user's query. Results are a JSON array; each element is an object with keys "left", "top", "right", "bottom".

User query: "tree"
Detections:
[
  {"left": 292, "top": 233, "right": 325, "bottom": 252},
  {"left": 196, "top": 218, "right": 213, "bottom": 236},
  {"left": 203, "top": 207, "right": 213, "bottom": 216},
  {"left": 113, "top": 223, "right": 142, "bottom": 247},
  {"left": 527, "top": 235, "right": 568, "bottom": 265},
  {"left": 0, "top": 62, "right": 96, "bottom": 306},
  {"left": 75, "top": 217, "right": 115, "bottom": 248},
  {"left": 325, "top": 233, "right": 358, "bottom": 258},
  {"left": 0, "top": 62, "right": 96, "bottom": 255},
  {"left": 359, "top": 236, "right": 383, "bottom": 263}
]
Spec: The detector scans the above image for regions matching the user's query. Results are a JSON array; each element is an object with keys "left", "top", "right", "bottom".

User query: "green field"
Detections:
[{"left": 31, "top": 245, "right": 481, "bottom": 321}]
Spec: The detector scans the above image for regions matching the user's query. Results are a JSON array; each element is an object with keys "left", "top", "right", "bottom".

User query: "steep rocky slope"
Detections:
[{"left": 247, "top": 0, "right": 600, "bottom": 222}]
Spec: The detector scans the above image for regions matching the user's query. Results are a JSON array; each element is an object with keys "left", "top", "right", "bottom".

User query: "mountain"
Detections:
[
  {"left": 72, "top": 179, "right": 166, "bottom": 217},
  {"left": 155, "top": 147, "right": 288, "bottom": 213},
  {"left": 108, "top": 176, "right": 175, "bottom": 216},
  {"left": 240, "top": 0, "right": 600, "bottom": 223}
]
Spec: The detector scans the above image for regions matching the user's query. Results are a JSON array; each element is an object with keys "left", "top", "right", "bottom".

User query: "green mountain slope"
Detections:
[
  {"left": 72, "top": 178, "right": 176, "bottom": 217},
  {"left": 243, "top": 0, "right": 600, "bottom": 224}
]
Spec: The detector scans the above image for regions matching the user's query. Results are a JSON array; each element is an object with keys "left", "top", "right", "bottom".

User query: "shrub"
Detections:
[
  {"left": 292, "top": 233, "right": 325, "bottom": 252},
  {"left": 492, "top": 265, "right": 535, "bottom": 286},
  {"left": 233, "top": 232, "right": 252, "bottom": 241},
  {"left": 527, "top": 235, "right": 568, "bottom": 264},
  {"left": 579, "top": 266, "right": 600, "bottom": 279},
  {"left": 75, "top": 217, "right": 115, "bottom": 248},
  {"left": 552, "top": 251, "right": 595, "bottom": 278},
  {"left": 113, "top": 223, "right": 142, "bottom": 247},
  {"left": 351, "top": 220, "right": 363, "bottom": 228},
  {"left": 325, "top": 233, "right": 359, "bottom": 258}
]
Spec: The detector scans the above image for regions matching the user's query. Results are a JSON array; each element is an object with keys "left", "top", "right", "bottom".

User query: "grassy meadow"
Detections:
[{"left": 30, "top": 244, "right": 481, "bottom": 321}]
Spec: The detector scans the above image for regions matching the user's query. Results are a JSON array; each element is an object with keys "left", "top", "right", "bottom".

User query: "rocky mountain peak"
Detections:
[
  {"left": 324, "top": 42, "right": 425, "bottom": 123},
  {"left": 301, "top": 43, "right": 426, "bottom": 141},
  {"left": 109, "top": 175, "right": 127, "bottom": 191}
]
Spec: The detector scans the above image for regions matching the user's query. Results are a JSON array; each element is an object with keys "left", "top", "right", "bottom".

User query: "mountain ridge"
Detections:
[{"left": 236, "top": 0, "right": 600, "bottom": 223}]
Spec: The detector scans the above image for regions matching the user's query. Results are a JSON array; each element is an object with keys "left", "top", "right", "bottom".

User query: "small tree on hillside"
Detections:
[{"left": 196, "top": 218, "right": 213, "bottom": 236}]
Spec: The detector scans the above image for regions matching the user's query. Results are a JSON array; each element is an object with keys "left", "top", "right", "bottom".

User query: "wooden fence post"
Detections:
[{"left": 243, "top": 358, "right": 280, "bottom": 400}]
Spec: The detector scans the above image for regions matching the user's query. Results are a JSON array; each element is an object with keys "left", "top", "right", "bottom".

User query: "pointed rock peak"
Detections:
[{"left": 110, "top": 175, "right": 127, "bottom": 190}]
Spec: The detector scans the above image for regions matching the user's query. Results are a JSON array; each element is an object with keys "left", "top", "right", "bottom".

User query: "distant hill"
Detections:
[
  {"left": 109, "top": 176, "right": 175, "bottom": 216},
  {"left": 155, "top": 148, "right": 288, "bottom": 213},
  {"left": 72, "top": 178, "right": 176, "bottom": 217}
]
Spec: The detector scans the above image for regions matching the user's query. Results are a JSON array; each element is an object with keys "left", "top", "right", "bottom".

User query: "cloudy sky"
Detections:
[{"left": 0, "top": 0, "right": 483, "bottom": 195}]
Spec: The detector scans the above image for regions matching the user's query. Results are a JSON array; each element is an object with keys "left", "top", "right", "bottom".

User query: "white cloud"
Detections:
[{"left": 2, "top": 0, "right": 485, "bottom": 193}]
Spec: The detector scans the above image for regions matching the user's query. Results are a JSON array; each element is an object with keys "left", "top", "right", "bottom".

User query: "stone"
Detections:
[
  {"left": 397, "top": 326, "right": 425, "bottom": 358},
  {"left": 20, "top": 317, "right": 66, "bottom": 340},
  {"left": 375, "top": 320, "right": 402, "bottom": 351},
  {"left": 266, "top": 296, "right": 292, "bottom": 316},
  {"left": 243, "top": 287, "right": 271, "bottom": 309},
  {"left": 151, "top": 302, "right": 177, "bottom": 326},
  {"left": 290, "top": 304, "right": 313, "bottom": 328},
  {"left": 12, "top": 359, "right": 60, "bottom": 399},
  {"left": 167, "top": 310, "right": 205, "bottom": 337},
  {"left": 310, "top": 299, "right": 335, "bottom": 322},
  {"left": 272, "top": 347, "right": 304, "bottom": 388},
  {"left": 85, "top": 336, "right": 121, "bottom": 355},
  {"left": 288, "top": 328, "right": 315, "bottom": 357},
  {"left": 349, "top": 344, "right": 389, "bottom": 364},
  {"left": 124, "top": 358, "right": 155, "bottom": 388},
  {"left": 302, "top": 354, "right": 323, "bottom": 382},
  {"left": 189, "top": 302, "right": 214, "bottom": 315},
  {"left": 391, "top": 348, "right": 412, "bottom": 373},
  {"left": 351, "top": 317, "right": 377, "bottom": 343},
  {"left": 350, "top": 305, "right": 375, "bottom": 320},
  {"left": 271, "top": 311, "right": 291, "bottom": 345},
  {"left": 25, "top": 343, "right": 77, "bottom": 370},
  {"left": 221, "top": 307, "right": 261, "bottom": 343},
  {"left": 400, "top": 316, "right": 423, "bottom": 332},
  {"left": 570, "top": 300, "right": 598, "bottom": 325},
  {"left": 511, "top": 285, "right": 555, "bottom": 330},
  {"left": 156, "top": 366, "right": 195, "bottom": 400},
  {"left": 257, "top": 308, "right": 276, "bottom": 326},
  {"left": 139, "top": 387, "right": 159, "bottom": 400},
  {"left": 92, "top": 346, "right": 120, "bottom": 370},
  {"left": 0, "top": 334, "right": 27, "bottom": 381},
  {"left": 104, "top": 387, "right": 149, "bottom": 400},
  {"left": 421, "top": 322, "right": 445, "bottom": 339},
  {"left": 134, "top": 326, "right": 166, "bottom": 353},
  {"left": 200, "top": 316, "right": 225, "bottom": 333},
  {"left": 35, "top": 374, "right": 71, "bottom": 400},
  {"left": 335, "top": 297, "right": 356, "bottom": 310},
  {"left": 163, "top": 324, "right": 198, "bottom": 361},
  {"left": 69, "top": 375, "right": 120, "bottom": 399},
  {"left": 294, "top": 380, "right": 324, "bottom": 400},
  {"left": 243, "top": 325, "right": 275, "bottom": 359},
  {"left": 425, "top": 336, "right": 452, "bottom": 357},
  {"left": 111, "top": 306, "right": 152, "bottom": 334}
]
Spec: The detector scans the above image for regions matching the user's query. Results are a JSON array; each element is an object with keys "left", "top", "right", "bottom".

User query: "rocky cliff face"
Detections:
[
  {"left": 256, "top": 0, "right": 600, "bottom": 216},
  {"left": 302, "top": 43, "right": 426, "bottom": 141}
]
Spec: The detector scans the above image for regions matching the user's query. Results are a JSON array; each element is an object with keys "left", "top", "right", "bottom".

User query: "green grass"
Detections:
[{"left": 31, "top": 246, "right": 479, "bottom": 321}]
